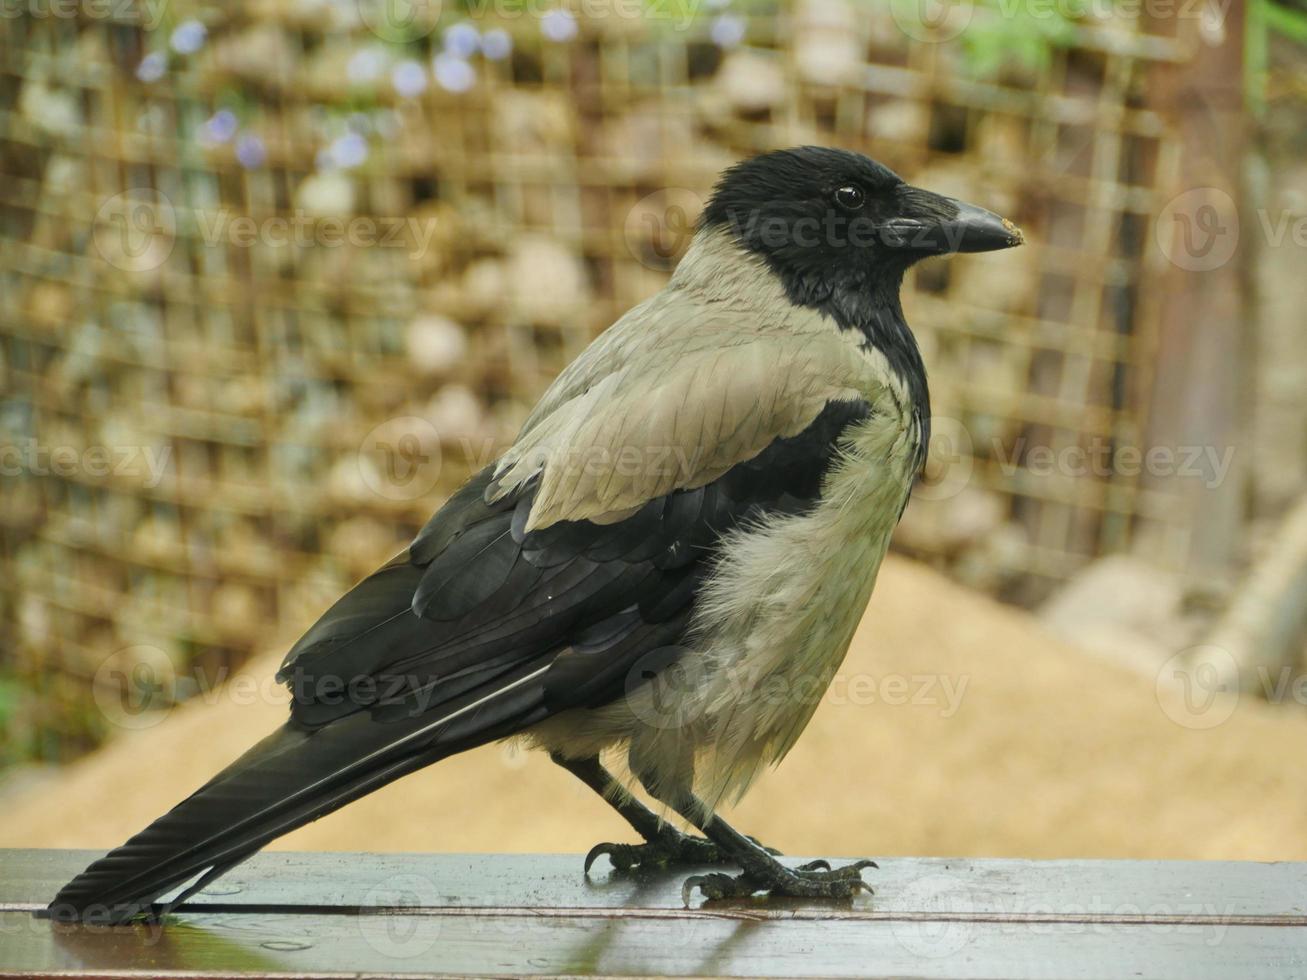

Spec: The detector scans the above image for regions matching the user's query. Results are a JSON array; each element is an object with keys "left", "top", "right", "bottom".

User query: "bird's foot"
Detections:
[
  {"left": 584, "top": 830, "right": 780, "bottom": 875},
  {"left": 681, "top": 858, "right": 877, "bottom": 904}
]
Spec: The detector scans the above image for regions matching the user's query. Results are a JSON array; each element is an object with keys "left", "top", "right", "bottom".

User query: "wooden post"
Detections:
[{"left": 1141, "top": 0, "right": 1250, "bottom": 582}]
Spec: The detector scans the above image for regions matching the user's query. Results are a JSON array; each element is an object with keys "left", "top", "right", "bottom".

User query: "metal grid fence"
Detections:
[{"left": 0, "top": 0, "right": 1204, "bottom": 761}]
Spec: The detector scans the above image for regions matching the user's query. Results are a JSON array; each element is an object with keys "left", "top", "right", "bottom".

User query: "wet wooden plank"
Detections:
[
  {"left": 3, "top": 850, "right": 1306, "bottom": 979},
  {"left": 7, "top": 849, "right": 1307, "bottom": 918},
  {"left": 4, "top": 910, "right": 1307, "bottom": 979}
]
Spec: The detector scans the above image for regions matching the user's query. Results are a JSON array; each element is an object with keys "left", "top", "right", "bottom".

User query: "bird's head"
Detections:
[{"left": 698, "top": 145, "right": 1023, "bottom": 305}]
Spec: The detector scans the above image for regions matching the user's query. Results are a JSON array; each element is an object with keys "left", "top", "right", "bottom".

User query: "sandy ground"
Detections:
[{"left": 3, "top": 556, "right": 1305, "bottom": 861}]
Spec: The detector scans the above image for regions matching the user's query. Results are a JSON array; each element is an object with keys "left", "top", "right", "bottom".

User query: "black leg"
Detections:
[
  {"left": 660, "top": 790, "right": 876, "bottom": 904},
  {"left": 550, "top": 753, "right": 772, "bottom": 874}
]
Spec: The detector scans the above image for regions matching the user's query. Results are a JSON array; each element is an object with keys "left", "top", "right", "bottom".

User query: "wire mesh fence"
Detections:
[{"left": 0, "top": 0, "right": 1213, "bottom": 763}]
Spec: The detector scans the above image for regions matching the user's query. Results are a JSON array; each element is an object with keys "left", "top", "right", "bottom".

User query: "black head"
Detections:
[
  {"left": 699, "top": 146, "right": 1023, "bottom": 471},
  {"left": 700, "top": 146, "right": 1022, "bottom": 311}
]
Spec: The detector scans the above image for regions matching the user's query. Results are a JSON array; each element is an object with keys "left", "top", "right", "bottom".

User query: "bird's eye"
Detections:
[{"left": 834, "top": 185, "right": 865, "bottom": 210}]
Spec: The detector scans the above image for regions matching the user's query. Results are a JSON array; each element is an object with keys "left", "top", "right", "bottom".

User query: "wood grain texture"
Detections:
[{"left": 4, "top": 850, "right": 1306, "bottom": 979}]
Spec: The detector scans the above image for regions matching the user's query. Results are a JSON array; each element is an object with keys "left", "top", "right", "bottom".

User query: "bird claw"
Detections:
[
  {"left": 682, "top": 872, "right": 759, "bottom": 904},
  {"left": 797, "top": 858, "right": 877, "bottom": 881},
  {"left": 584, "top": 831, "right": 743, "bottom": 875},
  {"left": 681, "top": 859, "right": 876, "bottom": 905}
]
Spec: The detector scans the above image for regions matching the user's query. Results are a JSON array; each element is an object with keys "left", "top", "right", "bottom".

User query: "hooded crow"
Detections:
[{"left": 49, "top": 146, "right": 1023, "bottom": 918}]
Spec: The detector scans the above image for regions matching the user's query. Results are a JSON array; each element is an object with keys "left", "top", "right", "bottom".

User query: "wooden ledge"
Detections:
[{"left": 2, "top": 850, "right": 1305, "bottom": 978}]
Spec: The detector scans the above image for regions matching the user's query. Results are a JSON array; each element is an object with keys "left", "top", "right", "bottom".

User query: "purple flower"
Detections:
[
  {"left": 443, "top": 21, "right": 480, "bottom": 59},
  {"left": 203, "top": 109, "right": 238, "bottom": 143},
  {"left": 170, "top": 20, "right": 207, "bottom": 54},
  {"left": 235, "top": 133, "right": 266, "bottom": 169},
  {"left": 392, "top": 59, "right": 428, "bottom": 97},
  {"left": 480, "top": 28, "right": 512, "bottom": 61},
  {"left": 328, "top": 132, "right": 369, "bottom": 169},
  {"left": 710, "top": 13, "right": 746, "bottom": 48},
  {"left": 540, "top": 9, "right": 577, "bottom": 42},
  {"left": 136, "top": 52, "right": 166, "bottom": 83},
  {"left": 432, "top": 53, "right": 475, "bottom": 93},
  {"left": 347, "top": 48, "right": 387, "bottom": 84}
]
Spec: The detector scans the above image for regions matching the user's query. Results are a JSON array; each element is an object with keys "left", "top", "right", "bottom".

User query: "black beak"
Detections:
[{"left": 881, "top": 190, "right": 1024, "bottom": 255}]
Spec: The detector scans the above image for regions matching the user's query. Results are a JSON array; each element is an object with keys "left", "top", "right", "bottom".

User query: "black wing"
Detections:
[{"left": 48, "top": 397, "right": 870, "bottom": 922}]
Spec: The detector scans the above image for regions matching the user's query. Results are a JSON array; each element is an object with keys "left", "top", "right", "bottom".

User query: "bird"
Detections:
[{"left": 49, "top": 146, "right": 1022, "bottom": 922}]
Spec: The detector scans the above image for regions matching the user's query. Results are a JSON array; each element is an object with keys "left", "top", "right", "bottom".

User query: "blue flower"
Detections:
[
  {"left": 392, "top": 59, "right": 428, "bottom": 97},
  {"left": 540, "top": 9, "right": 577, "bottom": 42},
  {"left": 432, "top": 53, "right": 475, "bottom": 93},
  {"left": 170, "top": 20, "right": 207, "bottom": 54},
  {"left": 443, "top": 21, "right": 480, "bottom": 59},
  {"left": 203, "top": 109, "right": 238, "bottom": 143},
  {"left": 710, "top": 14, "right": 745, "bottom": 48},
  {"left": 328, "top": 132, "right": 369, "bottom": 169},
  {"left": 480, "top": 28, "right": 512, "bottom": 61},
  {"left": 235, "top": 133, "right": 266, "bottom": 169},
  {"left": 136, "top": 52, "right": 166, "bottom": 83}
]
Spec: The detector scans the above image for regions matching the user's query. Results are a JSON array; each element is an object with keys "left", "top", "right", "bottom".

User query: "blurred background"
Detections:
[{"left": 2, "top": 0, "right": 1307, "bottom": 860}]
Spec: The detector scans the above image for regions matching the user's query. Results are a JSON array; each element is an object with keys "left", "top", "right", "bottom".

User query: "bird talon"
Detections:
[
  {"left": 682, "top": 872, "right": 758, "bottom": 905},
  {"left": 797, "top": 859, "right": 831, "bottom": 872},
  {"left": 681, "top": 875, "right": 706, "bottom": 906},
  {"left": 583, "top": 842, "right": 615, "bottom": 875}
]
